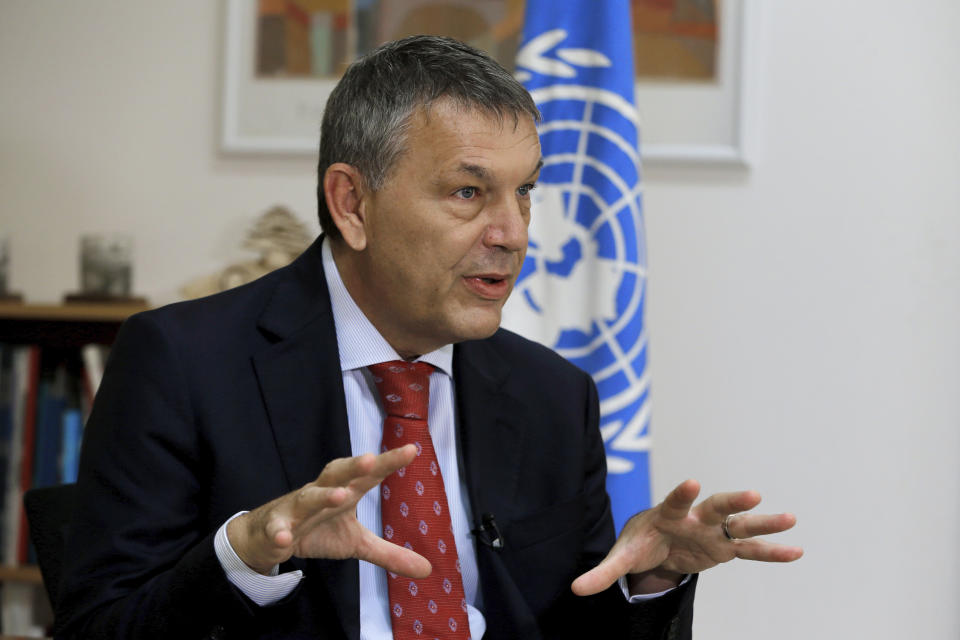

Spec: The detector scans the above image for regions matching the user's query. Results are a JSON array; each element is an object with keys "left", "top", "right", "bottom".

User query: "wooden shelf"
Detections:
[
  {"left": 0, "top": 565, "right": 42, "bottom": 584},
  {"left": 0, "top": 302, "right": 149, "bottom": 323},
  {"left": 0, "top": 302, "right": 150, "bottom": 347}
]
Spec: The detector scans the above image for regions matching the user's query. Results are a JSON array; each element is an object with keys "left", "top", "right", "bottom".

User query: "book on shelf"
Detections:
[
  {"left": 61, "top": 408, "right": 83, "bottom": 484},
  {"left": 80, "top": 343, "right": 108, "bottom": 419},
  {"left": 0, "top": 342, "right": 109, "bottom": 566},
  {"left": 2, "top": 346, "right": 32, "bottom": 565},
  {"left": 15, "top": 346, "right": 40, "bottom": 566},
  {"left": 0, "top": 346, "right": 14, "bottom": 558}
]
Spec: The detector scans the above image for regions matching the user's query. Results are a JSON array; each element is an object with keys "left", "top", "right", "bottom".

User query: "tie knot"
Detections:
[{"left": 368, "top": 360, "right": 433, "bottom": 420}]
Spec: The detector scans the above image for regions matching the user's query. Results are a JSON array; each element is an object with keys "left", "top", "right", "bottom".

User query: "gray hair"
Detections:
[{"left": 316, "top": 35, "right": 541, "bottom": 239}]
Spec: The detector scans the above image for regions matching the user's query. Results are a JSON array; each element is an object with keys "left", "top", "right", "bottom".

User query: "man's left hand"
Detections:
[{"left": 571, "top": 479, "right": 804, "bottom": 596}]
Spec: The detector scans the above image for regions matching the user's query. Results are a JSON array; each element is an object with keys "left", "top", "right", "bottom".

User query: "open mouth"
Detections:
[{"left": 463, "top": 274, "right": 510, "bottom": 299}]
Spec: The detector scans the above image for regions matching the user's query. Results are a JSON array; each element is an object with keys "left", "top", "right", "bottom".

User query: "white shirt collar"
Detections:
[{"left": 321, "top": 237, "right": 453, "bottom": 376}]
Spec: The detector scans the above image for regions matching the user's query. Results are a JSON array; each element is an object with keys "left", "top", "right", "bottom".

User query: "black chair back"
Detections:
[{"left": 23, "top": 483, "right": 78, "bottom": 609}]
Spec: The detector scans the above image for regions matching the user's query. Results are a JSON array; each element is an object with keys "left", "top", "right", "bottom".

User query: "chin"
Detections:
[{"left": 449, "top": 310, "right": 502, "bottom": 343}]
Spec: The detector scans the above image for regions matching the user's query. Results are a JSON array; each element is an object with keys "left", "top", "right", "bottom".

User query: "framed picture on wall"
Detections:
[{"left": 221, "top": 0, "right": 755, "bottom": 166}]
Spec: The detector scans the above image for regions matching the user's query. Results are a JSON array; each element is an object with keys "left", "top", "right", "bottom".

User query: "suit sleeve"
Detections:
[{"left": 55, "top": 312, "right": 280, "bottom": 639}]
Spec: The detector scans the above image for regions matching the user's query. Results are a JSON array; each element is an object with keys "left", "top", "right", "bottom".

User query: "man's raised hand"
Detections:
[
  {"left": 571, "top": 479, "right": 803, "bottom": 596},
  {"left": 227, "top": 445, "right": 431, "bottom": 579}
]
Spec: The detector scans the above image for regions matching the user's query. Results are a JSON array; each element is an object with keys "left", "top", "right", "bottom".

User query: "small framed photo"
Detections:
[{"left": 79, "top": 234, "right": 133, "bottom": 299}]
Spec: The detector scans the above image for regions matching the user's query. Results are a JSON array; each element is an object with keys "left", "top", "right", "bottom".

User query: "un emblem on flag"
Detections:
[{"left": 503, "top": 30, "right": 650, "bottom": 481}]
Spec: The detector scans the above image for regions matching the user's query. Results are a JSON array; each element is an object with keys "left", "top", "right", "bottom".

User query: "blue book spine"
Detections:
[
  {"left": 32, "top": 382, "right": 64, "bottom": 489},
  {"left": 60, "top": 409, "right": 83, "bottom": 484}
]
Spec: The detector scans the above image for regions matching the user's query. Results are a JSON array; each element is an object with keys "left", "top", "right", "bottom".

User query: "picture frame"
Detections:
[
  {"left": 221, "top": 0, "right": 755, "bottom": 166},
  {"left": 637, "top": 0, "right": 756, "bottom": 166}
]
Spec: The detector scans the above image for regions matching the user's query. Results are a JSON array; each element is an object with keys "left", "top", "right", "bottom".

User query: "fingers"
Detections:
[
  {"left": 342, "top": 446, "right": 420, "bottom": 500},
  {"left": 573, "top": 488, "right": 802, "bottom": 593},
  {"left": 228, "top": 492, "right": 360, "bottom": 575},
  {"left": 725, "top": 512, "right": 797, "bottom": 539},
  {"left": 658, "top": 479, "right": 701, "bottom": 521},
  {"left": 696, "top": 490, "right": 762, "bottom": 525},
  {"left": 264, "top": 515, "right": 294, "bottom": 548},
  {"left": 284, "top": 484, "right": 350, "bottom": 523},
  {"left": 279, "top": 447, "right": 417, "bottom": 530},
  {"left": 364, "top": 444, "right": 419, "bottom": 481},
  {"left": 263, "top": 485, "right": 350, "bottom": 545},
  {"left": 722, "top": 512, "right": 803, "bottom": 563},
  {"left": 358, "top": 530, "right": 433, "bottom": 579},
  {"left": 317, "top": 445, "right": 417, "bottom": 489},
  {"left": 570, "top": 549, "right": 634, "bottom": 596},
  {"left": 730, "top": 538, "right": 804, "bottom": 563}
]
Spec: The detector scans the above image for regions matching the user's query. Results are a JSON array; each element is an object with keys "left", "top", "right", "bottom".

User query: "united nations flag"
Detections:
[{"left": 502, "top": 0, "right": 650, "bottom": 531}]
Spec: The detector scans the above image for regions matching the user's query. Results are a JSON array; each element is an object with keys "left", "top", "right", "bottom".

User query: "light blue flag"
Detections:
[{"left": 502, "top": 0, "right": 650, "bottom": 532}]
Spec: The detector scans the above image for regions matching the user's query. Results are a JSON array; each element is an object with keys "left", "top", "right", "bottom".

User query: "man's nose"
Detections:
[{"left": 483, "top": 195, "right": 529, "bottom": 253}]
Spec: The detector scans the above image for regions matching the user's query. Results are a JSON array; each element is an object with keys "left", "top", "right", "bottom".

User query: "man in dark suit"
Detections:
[{"left": 56, "top": 36, "right": 801, "bottom": 639}]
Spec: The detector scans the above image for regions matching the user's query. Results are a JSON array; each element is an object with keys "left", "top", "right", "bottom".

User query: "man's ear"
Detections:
[{"left": 324, "top": 163, "right": 369, "bottom": 251}]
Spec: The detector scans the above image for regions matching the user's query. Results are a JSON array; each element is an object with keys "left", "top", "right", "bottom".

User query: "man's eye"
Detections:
[
  {"left": 456, "top": 187, "right": 478, "bottom": 199},
  {"left": 517, "top": 183, "right": 537, "bottom": 197}
]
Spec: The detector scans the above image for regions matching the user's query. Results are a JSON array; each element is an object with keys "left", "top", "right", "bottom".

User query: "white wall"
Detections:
[
  {"left": 645, "top": 3, "right": 960, "bottom": 638},
  {"left": 1, "top": 2, "right": 958, "bottom": 638},
  {"left": 0, "top": 2, "right": 320, "bottom": 305}
]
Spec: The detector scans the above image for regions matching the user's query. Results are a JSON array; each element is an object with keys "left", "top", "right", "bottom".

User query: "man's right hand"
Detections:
[{"left": 227, "top": 444, "right": 431, "bottom": 578}]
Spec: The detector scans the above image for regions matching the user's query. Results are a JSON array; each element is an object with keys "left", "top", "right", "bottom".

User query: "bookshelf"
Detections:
[
  {"left": 0, "top": 568, "right": 40, "bottom": 586},
  {"left": 0, "top": 303, "right": 146, "bottom": 348},
  {"left": 0, "top": 302, "right": 147, "bottom": 635}
]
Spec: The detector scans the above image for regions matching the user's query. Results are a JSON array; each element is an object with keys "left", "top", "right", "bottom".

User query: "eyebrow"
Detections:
[
  {"left": 456, "top": 163, "right": 490, "bottom": 180},
  {"left": 454, "top": 157, "right": 544, "bottom": 182},
  {"left": 529, "top": 157, "right": 545, "bottom": 179}
]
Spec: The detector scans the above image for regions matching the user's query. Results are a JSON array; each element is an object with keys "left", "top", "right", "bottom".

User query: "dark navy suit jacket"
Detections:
[{"left": 56, "top": 238, "right": 695, "bottom": 639}]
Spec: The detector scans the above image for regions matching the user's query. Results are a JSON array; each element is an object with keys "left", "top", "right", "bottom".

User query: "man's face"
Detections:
[{"left": 347, "top": 99, "right": 542, "bottom": 357}]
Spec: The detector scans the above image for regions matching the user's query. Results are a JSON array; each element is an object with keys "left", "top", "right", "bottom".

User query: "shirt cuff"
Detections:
[
  {"left": 214, "top": 511, "right": 303, "bottom": 607},
  {"left": 619, "top": 573, "right": 692, "bottom": 603}
]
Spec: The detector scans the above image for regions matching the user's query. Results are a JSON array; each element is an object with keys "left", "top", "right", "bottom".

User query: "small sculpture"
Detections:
[{"left": 181, "top": 206, "right": 313, "bottom": 300}]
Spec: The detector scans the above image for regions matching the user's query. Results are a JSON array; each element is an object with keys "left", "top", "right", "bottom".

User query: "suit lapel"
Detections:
[
  {"left": 252, "top": 239, "right": 352, "bottom": 489},
  {"left": 252, "top": 306, "right": 350, "bottom": 489},
  {"left": 453, "top": 337, "right": 524, "bottom": 522},
  {"left": 251, "top": 238, "right": 360, "bottom": 640},
  {"left": 454, "top": 337, "right": 540, "bottom": 637}
]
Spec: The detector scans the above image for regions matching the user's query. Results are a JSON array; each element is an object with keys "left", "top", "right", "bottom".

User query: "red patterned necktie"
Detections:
[{"left": 369, "top": 361, "right": 470, "bottom": 640}]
